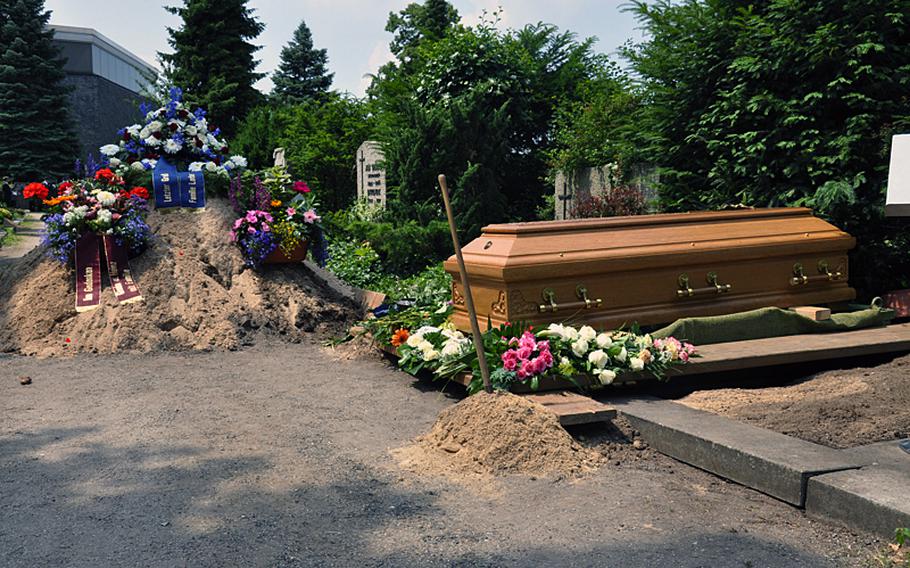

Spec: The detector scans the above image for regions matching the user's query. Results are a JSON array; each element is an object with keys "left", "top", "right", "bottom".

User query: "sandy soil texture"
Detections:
[
  {"left": 677, "top": 353, "right": 910, "bottom": 448},
  {"left": 1, "top": 343, "right": 885, "bottom": 567},
  {"left": 0, "top": 200, "right": 357, "bottom": 356}
]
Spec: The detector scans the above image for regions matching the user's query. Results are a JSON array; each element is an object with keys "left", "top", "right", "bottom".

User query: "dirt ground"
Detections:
[
  {"left": 1, "top": 342, "right": 887, "bottom": 567},
  {"left": 677, "top": 353, "right": 910, "bottom": 449}
]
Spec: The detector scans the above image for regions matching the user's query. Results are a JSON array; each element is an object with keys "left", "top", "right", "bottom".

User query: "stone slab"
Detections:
[
  {"left": 806, "top": 439, "right": 910, "bottom": 537},
  {"left": 611, "top": 396, "right": 861, "bottom": 506}
]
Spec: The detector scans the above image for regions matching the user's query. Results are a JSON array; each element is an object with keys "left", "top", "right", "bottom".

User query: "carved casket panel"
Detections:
[{"left": 444, "top": 208, "right": 856, "bottom": 331}]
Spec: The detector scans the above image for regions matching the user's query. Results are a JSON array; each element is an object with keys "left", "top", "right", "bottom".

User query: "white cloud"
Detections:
[{"left": 359, "top": 41, "right": 395, "bottom": 96}]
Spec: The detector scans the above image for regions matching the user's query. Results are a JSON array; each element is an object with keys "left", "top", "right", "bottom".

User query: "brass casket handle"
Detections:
[
  {"left": 790, "top": 260, "right": 845, "bottom": 286},
  {"left": 677, "top": 272, "right": 732, "bottom": 298},
  {"left": 538, "top": 286, "right": 603, "bottom": 313}
]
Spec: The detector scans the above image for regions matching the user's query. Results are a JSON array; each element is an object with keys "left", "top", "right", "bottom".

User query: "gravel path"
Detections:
[
  {"left": 0, "top": 212, "right": 42, "bottom": 264},
  {"left": 0, "top": 342, "right": 883, "bottom": 567}
]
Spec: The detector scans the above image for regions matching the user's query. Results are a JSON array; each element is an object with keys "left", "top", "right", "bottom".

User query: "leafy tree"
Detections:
[
  {"left": 625, "top": 0, "right": 910, "bottom": 294},
  {"left": 374, "top": 15, "right": 612, "bottom": 236},
  {"left": 160, "top": 0, "right": 265, "bottom": 138},
  {"left": 386, "top": 0, "right": 459, "bottom": 62},
  {"left": 0, "top": 0, "right": 77, "bottom": 181},
  {"left": 271, "top": 19, "right": 333, "bottom": 103},
  {"left": 233, "top": 94, "right": 375, "bottom": 211}
]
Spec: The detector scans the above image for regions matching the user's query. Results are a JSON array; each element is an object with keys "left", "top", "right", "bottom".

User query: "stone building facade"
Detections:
[
  {"left": 553, "top": 164, "right": 659, "bottom": 220},
  {"left": 355, "top": 141, "right": 387, "bottom": 208},
  {"left": 51, "top": 25, "right": 156, "bottom": 161}
]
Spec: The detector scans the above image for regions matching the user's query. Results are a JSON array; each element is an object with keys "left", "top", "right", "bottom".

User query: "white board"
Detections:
[{"left": 886, "top": 134, "right": 910, "bottom": 216}]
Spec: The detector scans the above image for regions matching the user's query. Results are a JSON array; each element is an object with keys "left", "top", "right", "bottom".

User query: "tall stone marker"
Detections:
[{"left": 886, "top": 134, "right": 910, "bottom": 217}]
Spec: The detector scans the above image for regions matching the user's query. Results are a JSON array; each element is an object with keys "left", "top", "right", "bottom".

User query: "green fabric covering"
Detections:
[{"left": 652, "top": 306, "right": 894, "bottom": 345}]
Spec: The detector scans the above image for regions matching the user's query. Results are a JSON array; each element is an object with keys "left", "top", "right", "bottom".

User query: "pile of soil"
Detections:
[
  {"left": 394, "top": 391, "right": 601, "bottom": 479},
  {"left": 0, "top": 199, "right": 358, "bottom": 356},
  {"left": 677, "top": 354, "right": 910, "bottom": 448}
]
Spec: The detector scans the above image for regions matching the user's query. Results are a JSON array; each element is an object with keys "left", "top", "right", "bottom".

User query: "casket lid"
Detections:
[{"left": 449, "top": 208, "right": 855, "bottom": 280}]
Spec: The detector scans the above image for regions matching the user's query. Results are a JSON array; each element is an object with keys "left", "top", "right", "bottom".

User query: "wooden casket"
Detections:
[{"left": 444, "top": 208, "right": 856, "bottom": 332}]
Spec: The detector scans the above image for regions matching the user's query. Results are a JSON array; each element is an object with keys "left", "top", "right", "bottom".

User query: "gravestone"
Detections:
[{"left": 886, "top": 134, "right": 910, "bottom": 217}]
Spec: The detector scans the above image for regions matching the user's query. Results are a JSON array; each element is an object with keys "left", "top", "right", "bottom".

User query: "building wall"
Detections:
[
  {"left": 356, "top": 141, "right": 387, "bottom": 208},
  {"left": 62, "top": 74, "right": 144, "bottom": 161},
  {"left": 554, "top": 164, "right": 659, "bottom": 220}
]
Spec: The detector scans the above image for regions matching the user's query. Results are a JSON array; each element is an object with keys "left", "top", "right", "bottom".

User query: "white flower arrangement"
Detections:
[{"left": 100, "top": 87, "right": 245, "bottom": 178}]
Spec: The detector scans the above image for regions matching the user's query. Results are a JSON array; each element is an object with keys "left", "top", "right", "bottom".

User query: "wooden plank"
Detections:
[
  {"left": 677, "top": 322, "right": 910, "bottom": 376},
  {"left": 522, "top": 392, "right": 616, "bottom": 426},
  {"left": 789, "top": 305, "right": 831, "bottom": 321}
]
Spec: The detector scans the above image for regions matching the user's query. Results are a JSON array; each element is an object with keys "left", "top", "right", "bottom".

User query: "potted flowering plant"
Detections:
[
  {"left": 23, "top": 169, "right": 151, "bottom": 264},
  {"left": 229, "top": 165, "right": 327, "bottom": 269}
]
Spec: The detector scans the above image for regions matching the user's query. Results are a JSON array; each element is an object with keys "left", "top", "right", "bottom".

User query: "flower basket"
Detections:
[{"left": 264, "top": 240, "right": 309, "bottom": 264}]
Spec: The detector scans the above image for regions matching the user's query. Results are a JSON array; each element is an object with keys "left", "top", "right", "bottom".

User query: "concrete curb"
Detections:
[
  {"left": 611, "top": 396, "right": 910, "bottom": 537},
  {"left": 612, "top": 396, "right": 860, "bottom": 506}
]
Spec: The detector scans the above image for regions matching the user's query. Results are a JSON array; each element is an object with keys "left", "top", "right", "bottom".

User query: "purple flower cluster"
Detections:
[
  {"left": 113, "top": 206, "right": 152, "bottom": 257},
  {"left": 40, "top": 214, "right": 78, "bottom": 264},
  {"left": 238, "top": 230, "right": 278, "bottom": 270}
]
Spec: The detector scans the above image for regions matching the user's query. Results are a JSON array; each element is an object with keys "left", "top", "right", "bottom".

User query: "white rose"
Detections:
[
  {"left": 131, "top": 161, "right": 146, "bottom": 171},
  {"left": 563, "top": 326, "right": 580, "bottom": 341},
  {"left": 579, "top": 326, "right": 596, "bottom": 342},
  {"left": 595, "top": 333, "right": 613, "bottom": 349},
  {"left": 229, "top": 155, "right": 247, "bottom": 168},
  {"left": 441, "top": 340, "right": 464, "bottom": 357},
  {"left": 598, "top": 369, "right": 617, "bottom": 385},
  {"left": 571, "top": 339, "right": 589, "bottom": 358},
  {"left": 108, "top": 157, "right": 121, "bottom": 168},
  {"left": 587, "top": 349, "right": 609, "bottom": 369},
  {"left": 99, "top": 144, "right": 120, "bottom": 156},
  {"left": 615, "top": 347, "right": 628, "bottom": 363},
  {"left": 148, "top": 120, "right": 163, "bottom": 133},
  {"left": 96, "top": 209, "right": 113, "bottom": 227},
  {"left": 127, "top": 124, "right": 141, "bottom": 137},
  {"left": 96, "top": 191, "right": 116, "bottom": 207},
  {"left": 406, "top": 334, "right": 423, "bottom": 348},
  {"left": 185, "top": 125, "right": 197, "bottom": 136},
  {"left": 629, "top": 357, "right": 645, "bottom": 372},
  {"left": 204, "top": 161, "right": 218, "bottom": 172}
]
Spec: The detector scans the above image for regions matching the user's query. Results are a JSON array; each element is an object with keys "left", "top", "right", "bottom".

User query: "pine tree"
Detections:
[
  {"left": 0, "top": 0, "right": 77, "bottom": 181},
  {"left": 271, "top": 20, "right": 333, "bottom": 103},
  {"left": 160, "top": 0, "right": 265, "bottom": 138}
]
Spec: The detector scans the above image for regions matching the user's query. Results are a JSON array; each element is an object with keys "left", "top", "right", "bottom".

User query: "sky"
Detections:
[{"left": 45, "top": 0, "right": 644, "bottom": 97}]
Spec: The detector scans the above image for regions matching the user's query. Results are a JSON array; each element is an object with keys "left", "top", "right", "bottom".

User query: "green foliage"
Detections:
[
  {"left": 160, "top": 0, "right": 265, "bottom": 138},
  {"left": 624, "top": 0, "right": 910, "bottom": 294},
  {"left": 325, "top": 238, "right": 391, "bottom": 291},
  {"left": 326, "top": 210, "right": 452, "bottom": 276},
  {"left": 384, "top": 264, "right": 451, "bottom": 304},
  {"left": 233, "top": 94, "right": 374, "bottom": 210},
  {"left": 0, "top": 0, "right": 78, "bottom": 181},
  {"left": 271, "top": 19, "right": 333, "bottom": 103},
  {"left": 372, "top": 9, "right": 615, "bottom": 241}
]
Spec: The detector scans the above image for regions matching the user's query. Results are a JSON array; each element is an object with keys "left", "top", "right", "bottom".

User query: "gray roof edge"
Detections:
[{"left": 48, "top": 24, "right": 158, "bottom": 76}]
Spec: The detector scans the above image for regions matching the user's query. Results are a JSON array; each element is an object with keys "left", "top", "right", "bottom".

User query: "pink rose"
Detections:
[
  {"left": 233, "top": 219, "right": 243, "bottom": 229},
  {"left": 523, "top": 359, "right": 539, "bottom": 376},
  {"left": 680, "top": 351, "right": 689, "bottom": 362},
  {"left": 517, "top": 346, "right": 533, "bottom": 360}
]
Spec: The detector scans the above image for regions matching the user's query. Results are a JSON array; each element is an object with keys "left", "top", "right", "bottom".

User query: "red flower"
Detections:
[
  {"left": 169, "top": 123, "right": 179, "bottom": 132},
  {"left": 130, "top": 186, "right": 150, "bottom": 200},
  {"left": 293, "top": 181, "right": 311, "bottom": 193},
  {"left": 94, "top": 168, "right": 115, "bottom": 182},
  {"left": 23, "top": 182, "right": 49, "bottom": 200},
  {"left": 58, "top": 181, "right": 74, "bottom": 194}
]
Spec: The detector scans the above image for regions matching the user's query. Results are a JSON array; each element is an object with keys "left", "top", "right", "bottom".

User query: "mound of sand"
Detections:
[
  {"left": 0, "top": 199, "right": 358, "bottom": 356},
  {"left": 677, "top": 353, "right": 910, "bottom": 448},
  {"left": 394, "top": 391, "right": 600, "bottom": 479}
]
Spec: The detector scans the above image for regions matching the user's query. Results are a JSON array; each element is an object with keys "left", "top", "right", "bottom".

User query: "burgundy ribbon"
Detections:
[
  {"left": 102, "top": 235, "right": 143, "bottom": 305},
  {"left": 74, "top": 232, "right": 102, "bottom": 312}
]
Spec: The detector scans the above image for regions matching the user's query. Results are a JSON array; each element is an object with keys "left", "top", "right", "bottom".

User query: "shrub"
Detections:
[{"left": 569, "top": 186, "right": 646, "bottom": 219}]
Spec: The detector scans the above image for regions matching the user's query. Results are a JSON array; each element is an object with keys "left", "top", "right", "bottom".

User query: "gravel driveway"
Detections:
[{"left": 1, "top": 341, "right": 882, "bottom": 567}]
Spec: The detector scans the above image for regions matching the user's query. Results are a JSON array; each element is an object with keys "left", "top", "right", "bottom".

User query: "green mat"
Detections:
[{"left": 652, "top": 306, "right": 894, "bottom": 345}]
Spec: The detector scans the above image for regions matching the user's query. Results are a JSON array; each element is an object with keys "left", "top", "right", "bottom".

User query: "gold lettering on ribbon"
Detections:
[
  {"left": 84, "top": 267, "right": 93, "bottom": 292},
  {"left": 188, "top": 174, "right": 198, "bottom": 204},
  {"left": 160, "top": 172, "right": 172, "bottom": 202}
]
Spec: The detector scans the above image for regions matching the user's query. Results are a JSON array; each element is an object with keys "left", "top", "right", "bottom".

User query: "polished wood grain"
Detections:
[{"left": 445, "top": 208, "right": 856, "bottom": 331}]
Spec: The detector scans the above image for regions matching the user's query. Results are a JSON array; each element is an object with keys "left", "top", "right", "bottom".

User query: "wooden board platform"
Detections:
[
  {"left": 521, "top": 392, "right": 617, "bottom": 426},
  {"left": 675, "top": 321, "right": 910, "bottom": 376}
]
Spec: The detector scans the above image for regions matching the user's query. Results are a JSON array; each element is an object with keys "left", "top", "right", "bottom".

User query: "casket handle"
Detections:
[
  {"left": 677, "top": 272, "right": 732, "bottom": 298},
  {"left": 576, "top": 285, "right": 603, "bottom": 309},
  {"left": 539, "top": 288, "right": 559, "bottom": 313},
  {"left": 790, "top": 261, "right": 845, "bottom": 286}
]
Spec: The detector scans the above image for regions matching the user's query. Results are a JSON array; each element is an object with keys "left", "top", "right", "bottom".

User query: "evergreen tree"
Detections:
[
  {"left": 271, "top": 20, "right": 333, "bottom": 103},
  {"left": 160, "top": 0, "right": 265, "bottom": 138},
  {"left": 0, "top": 0, "right": 77, "bottom": 181}
]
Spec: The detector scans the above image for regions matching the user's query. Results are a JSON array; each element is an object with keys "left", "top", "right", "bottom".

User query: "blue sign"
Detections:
[{"left": 152, "top": 158, "right": 205, "bottom": 209}]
